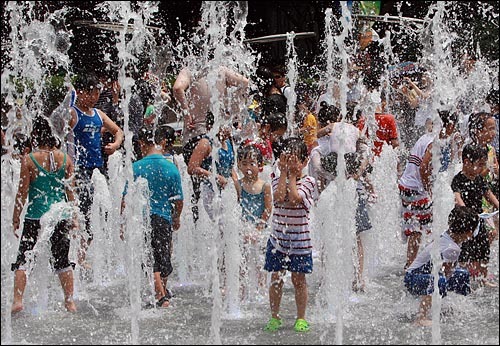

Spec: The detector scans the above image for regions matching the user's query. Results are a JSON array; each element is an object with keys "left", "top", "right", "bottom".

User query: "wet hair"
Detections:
[
  {"left": 161, "top": 125, "right": 176, "bottom": 147},
  {"left": 486, "top": 88, "right": 499, "bottom": 106},
  {"left": 72, "top": 73, "right": 100, "bottom": 92},
  {"left": 318, "top": 102, "right": 341, "bottom": 126},
  {"left": 468, "top": 112, "right": 493, "bottom": 143},
  {"left": 260, "top": 112, "right": 288, "bottom": 133},
  {"left": 281, "top": 137, "right": 308, "bottom": 163},
  {"left": 438, "top": 110, "right": 458, "bottom": 127},
  {"left": 461, "top": 143, "right": 488, "bottom": 163},
  {"left": 237, "top": 143, "right": 264, "bottom": 166},
  {"left": 138, "top": 125, "right": 167, "bottom": 146},
  {"left": 31, "top": 116, "right": 58, "bottom": 148},
  {"left": 255, "top": 66, "right": 275, "bottom": 93},
  {"left": 205, "top": 111, "right": 215, "bottom": 129},
  {"left": 261, "top": 94, "right": 287, "bottom": 115},
  {"left": 346, "top": 103, "right": 362, "bottom": 124},
  {"left": 14, "top": 132, "right": 31, "bottom": 154},
  {"left": 448, "top": 205, "right": 479, "bottom": 234},
  {"left": 270, "top": 65, "right": 286, "bottom": 77}
]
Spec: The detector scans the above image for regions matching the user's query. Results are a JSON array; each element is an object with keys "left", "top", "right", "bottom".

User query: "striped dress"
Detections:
[{"left": 270, "top": 175, "right": 317, "bottom": 256}]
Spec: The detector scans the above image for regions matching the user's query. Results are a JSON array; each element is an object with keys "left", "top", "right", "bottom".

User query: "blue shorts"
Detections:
[
  {"left": 404, "top": 267, "right": 470, "bottom": 297},
  {"left": 264, "top": 239, "right": 313, "bottom": 273}
]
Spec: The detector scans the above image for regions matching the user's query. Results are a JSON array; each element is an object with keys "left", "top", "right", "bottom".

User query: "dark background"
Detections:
[{"left": 1, "top": 1, "right": 498, "bottom": 77}]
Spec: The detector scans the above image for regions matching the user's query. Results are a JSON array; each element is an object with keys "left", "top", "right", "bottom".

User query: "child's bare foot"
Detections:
[
  {"left": 11, "top": 301, "right": 23, "bottom": 314},
  {"left": 414, "top": 318, "right": 433, "bottom": 327},
  {"left": 65, "top": 299, "right": 77, "bottom": 312}
]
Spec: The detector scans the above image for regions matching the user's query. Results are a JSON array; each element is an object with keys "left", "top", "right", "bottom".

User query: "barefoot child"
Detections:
[
  {"left": 263, "top": 137, "right": 318, "bottom": 333},
  {"left": 234, "top": 144, "right": 272, "bottom": 297},
  {"left": 404, "top": 206, "right": 478, "bottom": 326},
  {"left": 11, "top": 116, "right": 77, "bottom": 313}
]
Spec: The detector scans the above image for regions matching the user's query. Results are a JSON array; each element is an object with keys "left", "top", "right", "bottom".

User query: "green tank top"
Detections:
[{"left": 26, "top": 152, "right": 67, "bottom": 219}]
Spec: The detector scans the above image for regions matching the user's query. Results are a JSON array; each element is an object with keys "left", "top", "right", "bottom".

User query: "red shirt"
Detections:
[
  {"left": 243, "top": 138, "right": 273, "bottom": 163},
  {"left": 357, "top": 113, "right": 398, "bottom": 157}
]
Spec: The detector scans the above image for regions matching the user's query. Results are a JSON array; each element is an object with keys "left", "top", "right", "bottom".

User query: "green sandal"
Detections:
[
  {"left": 264, "top": 317, "right": 282, "bottom": 332},
  {"left": 294, "top": 319, "right": 310, "bottom": 332}
]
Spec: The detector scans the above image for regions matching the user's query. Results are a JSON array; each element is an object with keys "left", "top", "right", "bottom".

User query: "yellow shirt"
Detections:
[{"left": 302, "top": 113, "right": 318, "bottom": 147}]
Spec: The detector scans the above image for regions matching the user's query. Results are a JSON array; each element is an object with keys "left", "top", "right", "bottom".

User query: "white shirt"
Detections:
[{"left": 406, "top": 232, "right": 461, "bottom": 273}]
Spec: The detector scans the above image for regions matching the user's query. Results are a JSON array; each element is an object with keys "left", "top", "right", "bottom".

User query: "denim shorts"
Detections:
[
  {"left": 264, "top": 239, "right": 313, "bottom": 273},
  {"left": 404, "top": 267, "right": 470, "bottom": 297}
]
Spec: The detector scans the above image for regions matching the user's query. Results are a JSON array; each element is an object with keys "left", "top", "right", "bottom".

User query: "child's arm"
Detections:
[
  {"left": 286, "top": 156, "right": 304, "bottom": 206},
  {"left": 12, "top": 155, "right": 30, "bottom": 238},
  {"left": 171, "top": 200, "right": 184, "bottom": 231},
  {"left": 258, "top": 182, "right": 273, "bottom": 229},
  {"left": 454, "top": 191, "right": 466, "bottom": 207},
  {"left": 273, "top": 155, "right": 289, "bottom": 203},
  {"left": 484, "top": 189, "right": 499, "bottom": 210},
  {"left": 420, "top": 144, "right": 433, "bottom": 195},
  {"left": 173, "top": 68, "right": 194, "bottom": 128},
  {"left": 234, "top": 177, "right": 242, "bottom": 202},
  {"left": 187, "top": 138, "right": 212, "bottom": 178},
  {"left": 100, "top": 110, "right": 124, "bottom": 154}
]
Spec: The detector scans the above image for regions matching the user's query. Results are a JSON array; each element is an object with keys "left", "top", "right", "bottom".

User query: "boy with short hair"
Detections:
[
  {"left": 121, "top": 125, "right": 184, "bottom": 308},
  {"left": 404, "top": 206, "right": 479, "bottom": 326},
  {"left": 69, "top": 73, "right": 124, "bottom": 267},
  {"left": 264, "top": 137, "right": 318, "bottom": 333},
  {"left": 452, "top": 144, "right": 499, "bottom": 286}
]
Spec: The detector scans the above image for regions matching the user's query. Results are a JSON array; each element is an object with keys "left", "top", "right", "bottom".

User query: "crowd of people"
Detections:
[{"left": 2, "top": 25, "right": 499, "bottom": 333}]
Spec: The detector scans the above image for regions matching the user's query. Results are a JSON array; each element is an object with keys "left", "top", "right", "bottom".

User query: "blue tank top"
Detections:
[
  {"left": 240, "top": 181, "right": 266, "bottom": 224},
  {"left": 216, "top": 139, "right": 235, "bottom": 178},
  {"left": 71, "top": 106, "right": 103, "bottom": 168}
]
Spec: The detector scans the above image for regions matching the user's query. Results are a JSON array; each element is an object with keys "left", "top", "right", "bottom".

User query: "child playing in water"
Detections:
[
  {"left": 264, "top": 137, "right": 318, "bottom": 333},
  {"left": 234, "top": 144, "right": 272, "bottom": 297},
  {"left": 404, "top": 205, "right": 478, "bottom": 326},
  {"left": 452, "top": 143, "right": 499, "bottom": 287},
  {"left": 121, "top": 125, "right": 184, "bottom": 308},
  {"left": 11, "top": 116, "right": 77, "bottom": 313}
]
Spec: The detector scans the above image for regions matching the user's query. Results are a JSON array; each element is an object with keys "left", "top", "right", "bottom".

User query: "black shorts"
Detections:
[
  {"left": 76, "top": 165, "right": 105, "bottom": 241},
  {"left": 458, "top": 222, "right": 490, "bottom": 262},
  {"left": 150, "top": 214, "right": 173, "bottom": 277},
  {"left": 11, "top": 219, "right": 72, "bottom": 272}
]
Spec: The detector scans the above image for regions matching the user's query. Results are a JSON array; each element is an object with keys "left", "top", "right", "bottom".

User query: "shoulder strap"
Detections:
[{"left": 29, "top": 153, "right": 46, "bottom": 173}]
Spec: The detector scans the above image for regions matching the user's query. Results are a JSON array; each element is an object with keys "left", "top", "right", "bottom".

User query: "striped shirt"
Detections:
[{"left": 270, "top": 175, "right": 318, "bottom": 256}]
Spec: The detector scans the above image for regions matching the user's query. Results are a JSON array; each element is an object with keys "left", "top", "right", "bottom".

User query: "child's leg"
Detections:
[
  {"left": 154, "top": 272, "right": 169, "bottom": 307},
  {"left": 58, "top": 269, "right": 77, "bottom": 312},
  {"left": 406, "top": 232, "right": 422, "bottom": 268},
  {"left": 353, "top": 233, "right": 365, "bottom": 291},
  {"left": 415, "top": 295, "right": 433, "bottom": 326},
  {"left": 269, "top": 271, "right": 285, "bottom": 319},
  {"left": 291, "top": 272, "right": 307, "bottom": 320},
  {"left": 12, "top": 270, "right": 27, "bottom": 313}
]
